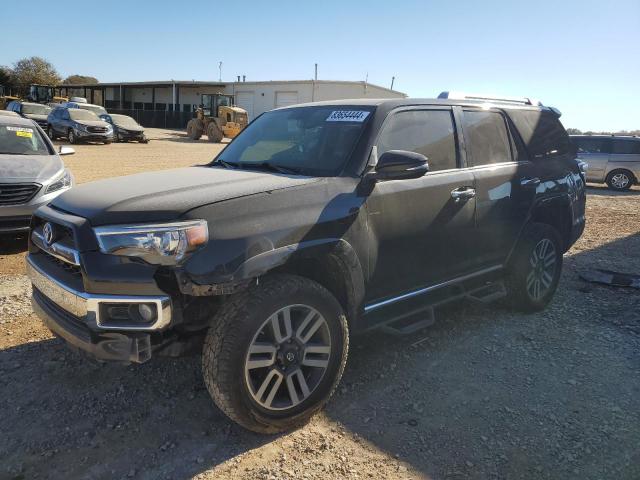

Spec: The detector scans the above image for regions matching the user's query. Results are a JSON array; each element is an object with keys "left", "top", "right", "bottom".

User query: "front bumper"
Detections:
[
  {"left": 27, "top": 256, "right": 172, "bottom": 363},
  {"left": 75, "top": 129, "right": 113, "bottom": 141},
  {"left": 0, "top": 186, "right": 71, "bottom": 233}
]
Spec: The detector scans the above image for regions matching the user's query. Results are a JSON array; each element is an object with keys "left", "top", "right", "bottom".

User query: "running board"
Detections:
[
  {"left": 467, "top": 281, "right": 507, "bottom": 304},
  {"left": 380, "top": 305, "right": 435, "bottom": 336}
]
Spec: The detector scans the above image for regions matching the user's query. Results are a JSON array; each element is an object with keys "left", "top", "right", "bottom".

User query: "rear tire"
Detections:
[
  {"left": 606, "top": 169, "right": 634, "bottom": 191},
  {"left": 207, "top": 122, "right": 224, "bottom": 143},
  {"left": 202, "top": 274, "right": 349, "bottom": 434},
  {"left": 505, "top": 223, "right": 563, "bottom": 312},
  {"left": 187, "top": 119, "right": 202, "bottom": 140}
]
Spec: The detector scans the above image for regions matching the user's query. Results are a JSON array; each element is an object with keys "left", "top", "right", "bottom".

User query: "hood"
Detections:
[
  {"left": 51, "top": 166, "right": 320, "bottom": 225},
  {"left": 24, "top": 114, "right": 49, "bottom": 122},
  {"left": 115, "top": 123, "right": 143, "bottom": 132},
  {"left": 76, "top": 119, "right": 110, "bottom": 128},
  {"left": 0, "top": 153, "right": 64, "bottom": 182}
]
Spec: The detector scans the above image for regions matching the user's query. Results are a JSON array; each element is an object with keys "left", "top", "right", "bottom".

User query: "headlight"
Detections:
[
  {"left": 46, "top": 170, "right": 73, "bottom": 193},
  {"left": 106, "top": 124, "right": 113, "bottom": 132},
  {"left": 94, "top": 220, "right": 209, "bottom": 265}
]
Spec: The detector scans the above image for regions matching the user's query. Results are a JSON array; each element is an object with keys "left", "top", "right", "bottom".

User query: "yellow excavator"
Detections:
[{"left": 186, "top": 94, "right": 248, "bottom": 142}]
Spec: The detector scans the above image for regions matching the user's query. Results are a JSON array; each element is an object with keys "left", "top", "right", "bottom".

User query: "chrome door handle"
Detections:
[
  {"left": 520, "top": 177, "right": 541, "bottom": 187},
  {"left": 451, "top": 187, "right": 476, "bottom": 202}
]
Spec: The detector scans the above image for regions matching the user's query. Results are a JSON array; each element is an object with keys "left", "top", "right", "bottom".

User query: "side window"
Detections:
[
  {"left": 612, "top": 139, "right": 640, "bottom": 155},
  {"left": 462, "top": 110, "right": 513, "bottom": 166},
  {"left": 507, "top": 109, "right": 571, "bottom": 159},
  {"left": 377, "top": 109, "right": 458, "bottom": 172},
  {"left": 62, "top": 110, "right": 70, "bottom": 120},
  {"left": 573, "top": 138, "right": 610, "bottom": 154}
]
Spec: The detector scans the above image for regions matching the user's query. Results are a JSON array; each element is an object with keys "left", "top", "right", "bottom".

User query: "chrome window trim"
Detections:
[
  {"left": 27, "top": 256, "right": 172, "bottom": 331},
  {"left": 364, "top": 265, "right": 503, "bottom": 313}
]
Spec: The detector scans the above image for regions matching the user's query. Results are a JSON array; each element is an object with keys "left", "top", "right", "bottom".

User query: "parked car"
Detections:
[
  {"left": 0, "top": 116, "right": 74, "bottom": 233},
  {"left": 6, "top": 100, "right": 52, "bottom": 130},
  {"left": 100, "top": 113, "right": 148, "bottom": 143},
  {"left": 570, "top": 135, "right": 640, "bottom": 190},
  {"left": 47, "top": 107, "right": 113, "bottom": 144},
  {"left": 62, "top": 101, "right": 107, "bottom": 117},
  {"left": 0, "top": 110, "right": 20, "bottom": 117},
  {"left": 26, "top": 94, "right": 586, "bottom": 433}
]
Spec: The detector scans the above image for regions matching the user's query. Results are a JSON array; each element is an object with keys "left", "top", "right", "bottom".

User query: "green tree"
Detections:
[
  {"left": 0, "top": 66, "right": 14, "bottom": 87},
  {"left": 63, "top": 75, "right": 99, "bottom": 85},
  {"left": 566, "top": 128, "right": 582, "bottom": 135},
  {"left": 11, "top": 56, "right": 61, "bottom": 86}
]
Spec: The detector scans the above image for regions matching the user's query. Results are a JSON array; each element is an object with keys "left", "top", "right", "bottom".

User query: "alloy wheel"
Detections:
[
  {"left": 244, "top": 304, "right": 332, "bottom": 411},
  {"left": 611, "top": 173, "right": 630, "bottom": 190},
  {"left": 526, "top": 238, "right": 557, "bottom": 300}
]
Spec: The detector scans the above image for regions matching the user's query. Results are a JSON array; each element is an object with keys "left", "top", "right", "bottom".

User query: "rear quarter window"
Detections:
[
  {"left": 508, "top": 109, "right": 572, "bottom": 159},
  {"left": 612, "top": 139, "right": 640, "bottom": 154}
]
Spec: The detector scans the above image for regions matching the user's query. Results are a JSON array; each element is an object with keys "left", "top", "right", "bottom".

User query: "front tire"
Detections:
[
  {"left": 187, "top": 119, "right": 202, "bottom": 140},
  {"left": 505, "top": 223, "right": 563, "bottom": 312},
  {"left": 202, "top": 274, "right": 349, "bottom": 434},
  {"left": 67, "top": 129, "right": 77, "bottom": 144},
  {"left": 206, "top": 122, "right": 224, "bottom": 143},
  {"left": 606, "top": 169, "right": 634, "bottom": 191},
  {"left": 47, "top": 126, "right": 56, "bottom": 140}
]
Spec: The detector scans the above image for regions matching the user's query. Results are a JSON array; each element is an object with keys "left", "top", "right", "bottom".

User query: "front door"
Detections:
[
  {"left": 365, "top": 107, "right": 477, "bottom": 303},
  {"left": 574, "top": 137, "right": 611, "bottom": 183}
]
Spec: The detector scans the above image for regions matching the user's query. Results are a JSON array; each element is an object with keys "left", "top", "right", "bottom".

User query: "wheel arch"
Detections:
[
  {"left": 527, "top": 195, "right": 573, "bottom": 252},
  {"left": 261, "top": 239, "right": 366, "bottom": 332}
]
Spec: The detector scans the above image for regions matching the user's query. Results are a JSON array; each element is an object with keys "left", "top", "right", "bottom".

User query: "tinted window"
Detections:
[
  {"left": 612, "top": 139, "right": 640, "bottom": 155},
  {"left": 572, "top": 138, "right": 610, "bottom": 154},
  {"left": 217, "top": 106, "right": 374, "bottom": 176},
  {"left": 463, "top": 110, "right": 512, "bottom": 166},
  {"left": 377, "top": 110, "right": 458, "bottom": 172},
  {"left": 508, "top": 109, "right": 571, "bottom": 159}
]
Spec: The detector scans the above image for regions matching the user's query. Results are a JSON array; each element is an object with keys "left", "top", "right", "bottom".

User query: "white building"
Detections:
[{"left": 56, "top": 79, "right": 406, "bottom": 123}]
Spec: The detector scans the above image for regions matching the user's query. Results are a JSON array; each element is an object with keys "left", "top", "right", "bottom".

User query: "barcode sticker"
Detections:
[
  {"left": 7, "top": 126, "right": 34, "bottom": 133},
  {"left": 326, "top": 111, "right": 370, "bottom": 122}
]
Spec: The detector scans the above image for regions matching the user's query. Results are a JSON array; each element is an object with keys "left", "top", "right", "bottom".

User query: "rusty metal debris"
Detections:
[{"left": 579, "top": 269, "right": 640, "bottom": 289}]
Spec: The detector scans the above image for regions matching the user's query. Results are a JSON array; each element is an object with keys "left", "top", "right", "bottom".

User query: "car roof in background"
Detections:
[
  {"left": 570, "top": 134, "right": 640, "bottom": 140},
  {"left": 0, "top": 111, "right": 21, "bottom": 117},
  {"left": 0, "top": 115, "right": 39, "bottom": 127}
]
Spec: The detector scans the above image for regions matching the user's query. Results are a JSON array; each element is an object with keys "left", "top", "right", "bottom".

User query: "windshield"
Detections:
[
  {"left": 69, "top": 109, "right": 100, "bottom": 121},
  {"left": 216, "top": 106, "right": 373, "bottom": 176},
  {"left": 0, "top": 124, "right": 50, "bottom": 155},
  {"left": 78, "top": 104, "right": 107, "bottom": 116},
  {"left": 109, "top": 114, "right": 139, "bottom": 127},
  {"left": 22, "top": 104, "right": 51, "bottom": 116}
]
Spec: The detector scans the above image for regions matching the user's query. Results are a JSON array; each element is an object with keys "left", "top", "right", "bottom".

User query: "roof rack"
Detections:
[{"left": 438, "top": 91, "right": 543, "bottom": 106}]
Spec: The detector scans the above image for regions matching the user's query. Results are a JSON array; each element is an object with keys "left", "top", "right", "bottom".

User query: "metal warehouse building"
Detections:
[{"left": 55, "top": 79, "right": 406, "bottom": 128}]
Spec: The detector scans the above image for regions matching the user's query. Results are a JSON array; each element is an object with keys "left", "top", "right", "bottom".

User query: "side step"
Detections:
[
  {"left": 380, "top": 305, "right": 435, "bottom": 336},
  {"left": 467, "top": 281, "right": 507, "bottom": 304}
]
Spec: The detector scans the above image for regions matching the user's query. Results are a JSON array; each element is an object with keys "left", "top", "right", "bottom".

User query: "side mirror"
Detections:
[
  {"left": 371, "top": 150, "right": 429, "bottom": 181},
  {"left": 59, "top": 146, "right": 75, "bottom": 156}
]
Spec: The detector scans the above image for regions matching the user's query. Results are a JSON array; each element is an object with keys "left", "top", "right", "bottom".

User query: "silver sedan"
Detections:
[{"left": 0, "top": 116, "right": 74, "bottom": 234}]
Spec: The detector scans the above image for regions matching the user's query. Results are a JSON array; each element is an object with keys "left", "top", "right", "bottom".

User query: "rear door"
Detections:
[
  {"left": 610, "top": 138, "right": 640, "bottom": 179},
  {"left": 365, "top": 107, "right": 477, "bottom": 302},
  {"left": 460, "top": 107, "right": 538, "bottom": 267},
  {"left": 573, "top": 137, "right": 611, "bottom": 183}
]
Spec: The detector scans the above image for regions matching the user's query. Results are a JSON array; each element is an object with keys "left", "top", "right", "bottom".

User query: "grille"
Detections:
[
  {"left": 0, "top": 183, "right": 41, "bottom": 205},
  {"left": 87, "top": 126, "right": 108, "bottom": 133}
]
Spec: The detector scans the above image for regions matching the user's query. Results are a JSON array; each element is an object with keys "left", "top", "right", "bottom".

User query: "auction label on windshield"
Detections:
[
  {"left": 6, "top": 126, "right": 33, "bottom": 137},
  {"left": 326, "top": 111, "right": 370, "bottom": 122}
]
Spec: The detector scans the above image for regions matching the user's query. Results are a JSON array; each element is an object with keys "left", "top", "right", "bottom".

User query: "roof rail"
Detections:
[{"left": 438, "top": 91, "right": 543, "bottom": 106}]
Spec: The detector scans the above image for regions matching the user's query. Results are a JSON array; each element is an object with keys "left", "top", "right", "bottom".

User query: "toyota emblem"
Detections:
[{"left": 43, "top": 222, "right": 55, "bottom": 246}]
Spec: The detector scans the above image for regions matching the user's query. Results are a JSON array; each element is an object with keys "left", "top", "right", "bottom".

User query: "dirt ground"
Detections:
[{"left": 1, "top": 130, "right": 639, "bottom": 480}]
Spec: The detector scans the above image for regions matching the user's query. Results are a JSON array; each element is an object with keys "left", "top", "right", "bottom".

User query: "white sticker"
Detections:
[
  {"left": 6, "top": 126, "right": 34, "bottom": 133},
  {"left": 326, "top": 110, "right": 370, "bottom": 122}
]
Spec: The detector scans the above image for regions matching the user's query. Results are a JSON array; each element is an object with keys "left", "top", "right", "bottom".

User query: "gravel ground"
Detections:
[{"left": 0, "top": 136, "right": 639, "bottom": 479}]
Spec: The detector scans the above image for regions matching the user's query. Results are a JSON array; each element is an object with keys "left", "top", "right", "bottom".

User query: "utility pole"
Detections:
[
  {"left": 218, "top": 62, "right": 223, "bottom": 82},
  {"left": 314, "top": 63, "right": 318, "bottom": 81},
  {"left": 390, "top": 76, "right": 395, "bottom": 90}
]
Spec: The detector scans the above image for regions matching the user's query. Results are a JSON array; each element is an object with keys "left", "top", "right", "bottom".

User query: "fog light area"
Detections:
[{"left": 101, "top": 302, "right": 158, "bottom": 325}]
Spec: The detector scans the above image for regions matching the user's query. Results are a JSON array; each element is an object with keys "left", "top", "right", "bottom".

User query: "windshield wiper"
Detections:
[{"left": 213, "top": 159, "right": 303, "bottom": 175}]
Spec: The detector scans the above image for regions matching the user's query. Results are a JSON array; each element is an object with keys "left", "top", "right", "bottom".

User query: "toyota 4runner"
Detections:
[{"left": 26, "top": 93, "right": 586, "bottom": 433}]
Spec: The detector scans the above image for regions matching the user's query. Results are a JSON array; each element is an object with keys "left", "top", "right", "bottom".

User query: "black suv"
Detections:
[{"left": 26, "top": 94, "right": 586, "bottom": 433}]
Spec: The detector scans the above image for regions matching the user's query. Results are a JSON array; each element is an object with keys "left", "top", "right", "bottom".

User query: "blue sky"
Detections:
[{"left": 3, "top": 0, "right": 638, "bottom": 131}]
